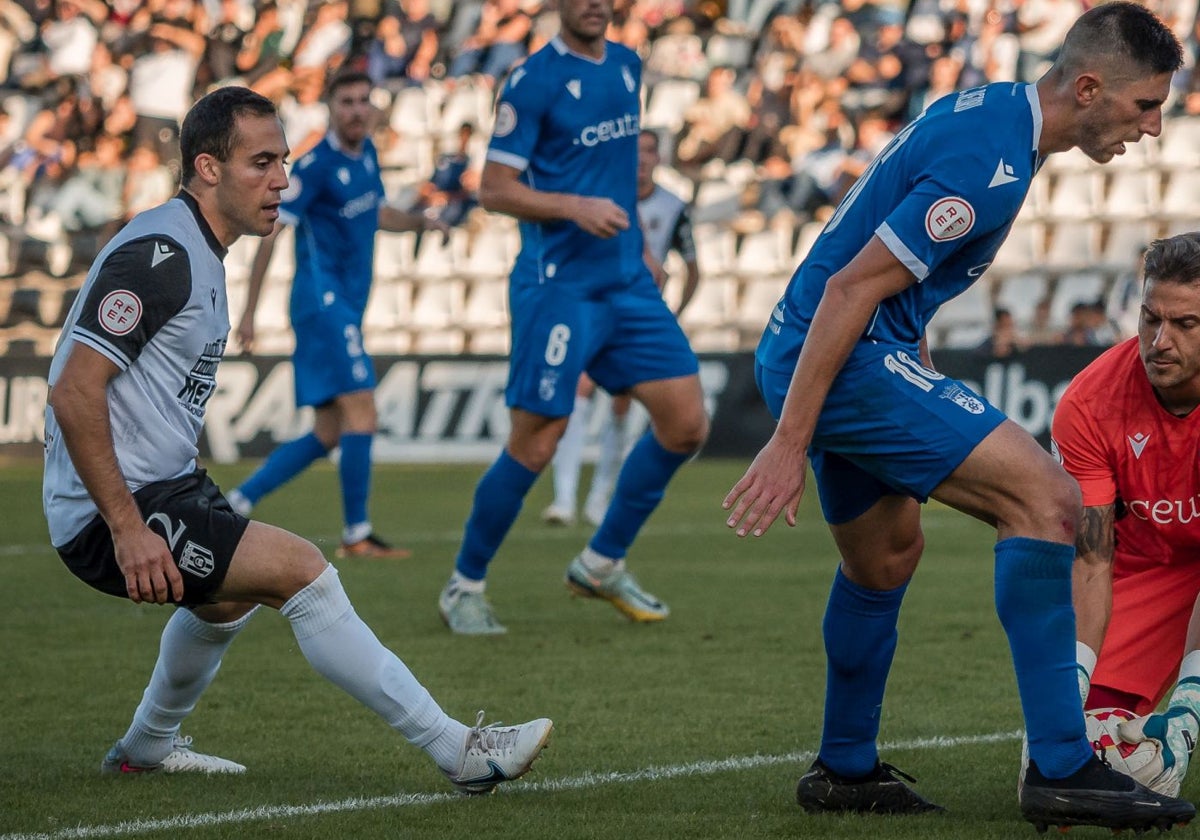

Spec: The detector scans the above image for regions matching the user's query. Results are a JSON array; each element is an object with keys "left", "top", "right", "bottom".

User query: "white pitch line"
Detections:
[{"left": 0, "top": 729, "right": 1023, "bottom": 840}]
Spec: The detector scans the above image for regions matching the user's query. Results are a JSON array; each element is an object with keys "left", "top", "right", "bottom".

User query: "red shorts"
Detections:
[{"left": 1091, "top": 560, "right": 1200, "bottom": 714}]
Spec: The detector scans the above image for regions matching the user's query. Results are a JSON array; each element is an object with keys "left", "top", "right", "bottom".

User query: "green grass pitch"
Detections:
[{"left": 0, "top": 458, "right": 1164, "bottom": 839}]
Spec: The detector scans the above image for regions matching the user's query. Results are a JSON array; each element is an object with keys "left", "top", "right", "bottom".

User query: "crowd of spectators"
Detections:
[{"left": 0, "top": 0, "right": 1197, "bottom": 345}]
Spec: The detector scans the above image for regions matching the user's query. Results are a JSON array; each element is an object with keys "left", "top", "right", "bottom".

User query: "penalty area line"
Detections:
[{"left": 1, "top": 730, "right": 1023, "bottom": 840}]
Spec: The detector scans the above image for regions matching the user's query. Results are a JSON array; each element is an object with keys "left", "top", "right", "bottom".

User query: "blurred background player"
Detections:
[
  {"left": 42, "top": 85, "right": 552, "bottom": 790},
  {"left": 436, "top": 0, "right": 708, "bottom": 635},
  {"left": 228, "top": 70, "right": 443, "bottom": 559},
  {"left": 543, "top": 128, "right": 701, "bottom": 528},
  {"left": 1054, "top": 232, "right": 1200, "bottom": 796},
  {"left": 723, "top": 3, "right": 1193, "bottom": 830}
]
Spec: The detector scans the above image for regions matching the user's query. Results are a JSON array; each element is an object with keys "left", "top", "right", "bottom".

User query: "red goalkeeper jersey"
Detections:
[{"left": 1052, "top": 337, "right": 1200, "bottom": 710}]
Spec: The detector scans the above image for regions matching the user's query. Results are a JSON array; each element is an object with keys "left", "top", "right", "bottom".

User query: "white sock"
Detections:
[
  {"left": 1076, "top": 641, "right": 1097, "bottom": 707},
  {"left": 280, "top": 565, "right": 468, "bottom": 771},
  {"left": 587, "top": 413, "right": 626, "bottom": 511},
  {"left": 449, "top": 570, "right": 485, "bottom": 594},
  {"left": 343, "top": 521, "right": 372, "bottom": 544},
  {"left": 551, "top": 396, "right": 591, "bottom": 512},
  {"left": 578, "top": 545, "right": 623, "bottom": 576},
  {"left": 121, "top": 606, "right": 259, "bottom": 765}
]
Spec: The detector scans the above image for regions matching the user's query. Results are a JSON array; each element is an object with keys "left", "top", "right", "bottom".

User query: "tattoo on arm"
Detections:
[{"left": 1077, "top": 504, "right": 1116, "bottom": 560}]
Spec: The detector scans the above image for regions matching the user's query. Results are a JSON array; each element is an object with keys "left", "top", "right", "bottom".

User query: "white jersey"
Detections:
[
  {"left": 638, "top": 183, "right": 696, "bottom": 266},
  {"left": 43, "top": 193, "right": 230, "bottom": 546}
]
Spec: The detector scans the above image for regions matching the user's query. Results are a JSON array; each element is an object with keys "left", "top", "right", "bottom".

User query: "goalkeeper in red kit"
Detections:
[{"left": 1053, "top": 232, "right": 1200, "bottom": 796}]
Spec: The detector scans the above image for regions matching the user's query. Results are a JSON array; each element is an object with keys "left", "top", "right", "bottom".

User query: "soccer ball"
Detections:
[{"left": 1086, "top": 707, "right": 1164, "bottom": 788}]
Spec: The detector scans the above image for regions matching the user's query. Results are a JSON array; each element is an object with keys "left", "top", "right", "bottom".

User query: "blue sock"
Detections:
[
  {"left": 588, "top": 433, "right": 691, "bottom": 560},
  {"left": 995, "top": 537, "right": 1093, "bottom": 779},
  {"left": 238, "top": 432, "right": 328, "bottom": 504},
  {"left": 818, "top": 568, "right": 907, "bottom": 777},
  {"left": 454, "top": 450, "right": 539, "bottom": 581},
  {"left": 339, "top": 433, "right": 373, "bottom": 529}
]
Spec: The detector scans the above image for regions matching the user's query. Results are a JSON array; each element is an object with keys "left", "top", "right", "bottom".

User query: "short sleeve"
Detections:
[
  {"left": 71, "top": 236, "right": 192, "bottom": 369},
  {"left": 486, "top": 63, "right": 549, "bottom": 173},
  {"left": 876, "top": 151, "right": 1026, "bottom": 281},
  {"left": 1051, "top": 386, "right": 1118, "bottom": 508}
]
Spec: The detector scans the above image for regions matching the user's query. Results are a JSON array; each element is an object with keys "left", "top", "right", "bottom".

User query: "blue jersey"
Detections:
[
  {"left": 758, "top": 82, "right": 1043, "bottom": 372},
  {"left": 278, "top": 133, "right": 384, "bottom": 323},
  {"left": 487, "top": 36, "right": 646, "bottom": 292}
]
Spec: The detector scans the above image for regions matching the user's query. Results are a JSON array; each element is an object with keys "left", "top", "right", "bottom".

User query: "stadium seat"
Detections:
[
  {"left": 1099, "top": 219, "right": 1157, "bottom": 273},
  {"left": 411, "top": 326, "right": 466, "bottom": 354},
  {"left": 692, "top": 223, "right": 737, "bottom": 276},
  {"left": 938, "top": 322, "right": 991, "bottom": 349},
  {"left": 1042, "top": 146, "right": 1096, "bottom": 174},
  {"left": 265, "top": 225, "right": 295, "bottom": 284},
  {"left": 643, "top": 79, "right": 701, "bottom": 132},
  {"left": 3, "top": 286, "right": 41, "bottom": 326},
  {"left": 705, "top": 33, "right": 754, "bottom": 69},
  {"left": 409, "top": 229, "right": 460, "bottom": 281},
  {"left": 926, "top": 276, "right": 991, "bottom": 346},
  {"left": 461, "top": 221, "right": 516, "bottom": 280},
  {"left": 1048, "top": 270, "right": 1108, "bottom": 327},
  {"left": 462, "top": 278, "right": 509, "bottom": 329},
  {"left": 691, "top": 179, "right": 742, "bottom": 226},
  {"left": 685, "top": 326, "right": 741, "bottom": 352},
  {"left": 737, "top": 274, "right": 787, "bottom": 336},
  {"left": 678, "top": 274, "right": 737, "bottom": 330},
  {"left": 1046, "top": 171, "right": 1103, "bottom": 220},
  {"left": 989, "top": 221, "right": 1044, "bottom": 275},
  {"left": 389, "top": 86, "right": 432, "bottom": 138},
  {"left": 1158, "top": 116, "right": 1200, "bottom": 169},
  {"left": 363, "top": 278, "right": 413, "bottom": 334},
  {"left": 792, "top": 220, "right": 826, "bottom": 266},
  {"left": 1160, "top": 169, "right": 1200, "bottom": 220},
  {"left": 1101, "top": 171, "right": 1160, "bottom": 221},
  {"left": 733, "top": 228, "right": 791, "bottom": 278},
  {"left": 1043, "top": 221, "right": 1102, "bottom": 272},
  {"left": 374, "top": 230, "right": 418, "bottom": 282},
  {"left": 467, "top": 327, "right": 509, "bottom": 355},
  {"left": 995, "top": 271, "right": 1050, "bottom": 328},
  {"left": 411, "top": 277, "right": 465, "bottom": 330}
]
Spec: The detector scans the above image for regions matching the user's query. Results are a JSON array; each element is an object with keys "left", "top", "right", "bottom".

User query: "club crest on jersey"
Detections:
[
  {"left": 925, "top": 197, "right": 974, "bottom": 242},
  {"left": 494, "top": 102, "right": 517, "bottom": 138},
  {"left": 621, "top": 66, "right": 635, "bottom": 92},
  {"left": 98, "top": 290, "right": 142, "bottom": 336},
  {"left": 179, "top": 540, "right": 215, "bottom": 578},
  {"left": 939, "top": 383, "right": 985, "bottom": 414}
]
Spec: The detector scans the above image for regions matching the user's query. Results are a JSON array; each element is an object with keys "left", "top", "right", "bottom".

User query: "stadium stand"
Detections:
[{"left": 0, "top": 0, "right": 1196, "bottom": 358}]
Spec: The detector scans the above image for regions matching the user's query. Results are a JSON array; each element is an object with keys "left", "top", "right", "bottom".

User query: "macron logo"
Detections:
[
  {"left": 1128, "top": 432, "right": 1150, "bottom": 459},
  {"left": 988, "top": 159, "right": 1019, "bottom": 188},
  {"left": 151, "top": 241, "right": 175, "bottom": 268},
  {"left": 566, "top": 79, "right": 581, "bottom": 100}
]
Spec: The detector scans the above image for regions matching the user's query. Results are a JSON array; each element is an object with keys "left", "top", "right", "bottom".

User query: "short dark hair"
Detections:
[
  {"left": 639, "top": 129, "right": 660, "bottom": 151},
  {"left": 1144, "top": 233, "right": 1200, "bottom": 286},
  {"left": 326, "top": 70, "right": 373, "bottom": 100},
  {"left": 1057, "top": 1, "right": 1183, "bottom": 78},
  {"left": 179, "top": 86, "right": 277, "bottom": 186}
]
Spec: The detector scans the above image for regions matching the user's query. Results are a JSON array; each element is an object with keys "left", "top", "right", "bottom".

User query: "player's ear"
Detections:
[
  {"left": 1074, "top": 72, "right": 1101, "bottom": 107},
  {"left": 195, "top": 152, "right": 222, "bottom": 186}
]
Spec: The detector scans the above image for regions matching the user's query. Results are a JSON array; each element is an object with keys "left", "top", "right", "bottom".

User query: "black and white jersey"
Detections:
[
  {"left": 43, "top": 192, "right": 230, "bottom": 546},
  {"left": 638, "top": 183, "right": 696, "bottom": 267}
]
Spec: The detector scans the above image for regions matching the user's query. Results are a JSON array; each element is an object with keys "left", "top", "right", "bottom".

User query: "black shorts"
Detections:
[{"left": 56, "top": 469, "right": 249, "bottom": 607}]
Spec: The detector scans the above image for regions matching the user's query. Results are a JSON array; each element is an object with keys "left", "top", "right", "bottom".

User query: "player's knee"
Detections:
[
  {"left": 659, "top": 407, "right": 709, "bottom": 454},
  {"left": 277, "top": 541, "right": 331, "bottom": 600},
  {"left": 844, "top": 532, "right": 923, "bottom": 590},
  {"left": 1010, "top": 467, "right": 1081, "bottom": 542}
]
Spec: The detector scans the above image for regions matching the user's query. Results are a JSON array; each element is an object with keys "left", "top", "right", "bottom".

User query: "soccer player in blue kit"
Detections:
[
  {"left": 231, "top": 71, "right": 438, "bottom": 559},
  {"left": 723, "top": 2, "right": 1196, "bottom": 831},
  {"left": 436, "top": 0, "right": 709, "bottom": 635}
]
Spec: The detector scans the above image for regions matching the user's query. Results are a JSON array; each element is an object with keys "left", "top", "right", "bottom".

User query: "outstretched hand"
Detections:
[{"left": 723, "top": 435, "right": 808, "bottom": 537}]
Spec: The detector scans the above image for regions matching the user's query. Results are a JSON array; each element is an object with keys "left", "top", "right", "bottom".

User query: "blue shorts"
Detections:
[
  {"left": 291, "top": 304, "right": 375, "bottom": 408},
  {"left": 756, "top": 342, "right": 1005, "bottom": 524},
  {"left": 506, "top": 277, "right": 698, "bottom": 417}
]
